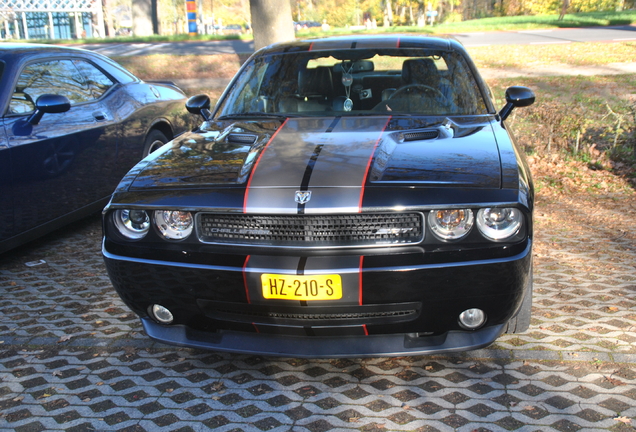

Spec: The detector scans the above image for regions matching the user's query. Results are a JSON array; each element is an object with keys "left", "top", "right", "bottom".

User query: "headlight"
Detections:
[
  {"left": 476, "top": 208, "right": 522, "bottom": 240},
  {"left": 155, "top": 210, "right": 194, "bottom": 240},
  {"left": 113, "top": 209, "right": 150, "bottom": 239},
  {"left": 428, "top": 209, "right": 474, "bottom": 241}
]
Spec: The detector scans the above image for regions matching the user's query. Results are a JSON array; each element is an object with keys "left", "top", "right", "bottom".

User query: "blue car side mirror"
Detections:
[{"left": 27, "top": 94, "right": 71, "bottom": 125}]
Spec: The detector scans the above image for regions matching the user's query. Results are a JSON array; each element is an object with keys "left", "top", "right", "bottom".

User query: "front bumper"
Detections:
[
  {"left": 103, "top": 238, "right": 531, "bottom": 356},
  {"left": 141, "top": 317, "right": 506, "bottom": 358}
]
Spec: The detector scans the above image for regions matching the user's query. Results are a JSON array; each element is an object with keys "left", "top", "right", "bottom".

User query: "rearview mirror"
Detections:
[{"left": 499, "top": 86, "right": 535, "bottom": 122}]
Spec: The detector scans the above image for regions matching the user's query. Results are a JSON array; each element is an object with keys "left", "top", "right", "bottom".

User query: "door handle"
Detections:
[{"left": 93, "top": 111, "right": 108, "bottom": 121}]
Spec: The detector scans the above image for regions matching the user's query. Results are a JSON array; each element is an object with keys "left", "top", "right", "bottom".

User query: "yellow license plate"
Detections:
[{"left": 261, "top": 274, "right": 342, "bottom": 300}]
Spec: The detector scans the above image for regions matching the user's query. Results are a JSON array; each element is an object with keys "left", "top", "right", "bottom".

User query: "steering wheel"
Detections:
[{"left": 389, "top": 84, "right": 447, "bottom": 101}]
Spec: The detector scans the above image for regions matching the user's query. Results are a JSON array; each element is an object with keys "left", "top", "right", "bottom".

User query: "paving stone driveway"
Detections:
[{"left": 0, "top": 193, "right": 634, "bottom": 432}]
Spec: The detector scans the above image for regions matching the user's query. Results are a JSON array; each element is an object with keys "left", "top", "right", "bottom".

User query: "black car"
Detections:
[
  {"left": 0, "top": 43, "right": 192, "bottom": 254},
  {"left": 102, "top": 35, "right": 536, "bottom": 357}
]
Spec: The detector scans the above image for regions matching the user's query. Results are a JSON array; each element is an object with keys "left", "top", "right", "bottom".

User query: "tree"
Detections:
[
  {"left": 559, "top": 0, "right": 569, "bottom": 19},
  {"left": 132, "top": 0, "right": 158, "bottom": 35},
  {"left": 250, "top": 0, "right": 295, "bottom": 50},
  {"left": 383, "top": 0, "right": 394, "bottom": 26}
]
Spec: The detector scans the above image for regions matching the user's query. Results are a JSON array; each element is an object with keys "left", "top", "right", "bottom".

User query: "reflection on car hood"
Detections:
[{"left": 130, "top": 116, "right": 502, "bottom": 192}]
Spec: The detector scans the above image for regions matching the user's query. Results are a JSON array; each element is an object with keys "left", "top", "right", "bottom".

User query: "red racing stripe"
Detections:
[
  {"left": 242, "top": 255, "right": 251, "bottom": 304},
  {"left": 358, "top": 255, "right": 364, "bottom": 306},
  {"left": 243, "top": 118, "right": 289, "bottom": 213},
  {"left": 361, "top": 254, "right": 368, "bottom": 336},
  {"left": 358, "top": 116, "right": 391, "bottom": 212}
]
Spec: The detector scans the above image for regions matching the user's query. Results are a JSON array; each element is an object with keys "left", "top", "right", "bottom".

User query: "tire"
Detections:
[
  {"left": 504, "top": 268, "right": 533, "bottom": 334},
  {"left": 142, "top": 129, "right": 169, "bottom": 157}
]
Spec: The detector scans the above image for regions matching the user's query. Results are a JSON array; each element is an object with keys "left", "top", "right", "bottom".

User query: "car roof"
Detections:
[
  {"left": 258, "top": 34, "right": 465, "bottom": 56},
  {"left": 0, "top": 43, "right": 88, "bottom": 55},
  {"left": 0, "top": 43, "right": 98, "bottom": 64}
]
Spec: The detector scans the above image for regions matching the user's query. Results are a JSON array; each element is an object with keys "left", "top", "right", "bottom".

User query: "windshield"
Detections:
[{"left": 216, "top": 48, "right": 489, "bottom": 118}]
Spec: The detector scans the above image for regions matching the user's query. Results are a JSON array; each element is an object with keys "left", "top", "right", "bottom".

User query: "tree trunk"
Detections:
[
  {"left": 250, "top": 0, "right": 295, "bottom": 51},
  {"left": 384, "top": 0, "right": 394, "bottom": 26},
  {"left": 132, "top": 0, "right": 156, "bottom": 36},
  {"left": 559, "top": 0, "right": 569, "bottom": 20},
  {"left": 102, "top": 0, "right": 113, "bottom": 37}
]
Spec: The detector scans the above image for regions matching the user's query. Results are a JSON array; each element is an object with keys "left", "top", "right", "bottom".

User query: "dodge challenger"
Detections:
[{"left": 102, "top": 35, "right": 536, "bottom": 357}]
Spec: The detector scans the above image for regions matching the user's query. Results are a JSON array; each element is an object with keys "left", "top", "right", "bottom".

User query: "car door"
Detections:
[
  {"left": 0, "top": 112, "right": 13, "bottom": 246},
  {"left": 2, "top": 57, "right": 120, "bottom": 238}
]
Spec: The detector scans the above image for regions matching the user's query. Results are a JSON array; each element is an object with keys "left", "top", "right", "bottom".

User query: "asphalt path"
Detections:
[{"left": 75, "top": 25, "right": 636, "bottom": 57}]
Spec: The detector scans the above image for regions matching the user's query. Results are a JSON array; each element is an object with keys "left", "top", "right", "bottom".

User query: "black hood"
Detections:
[{"left": 132, "top": 116, "right": 500, "bottom": 185}]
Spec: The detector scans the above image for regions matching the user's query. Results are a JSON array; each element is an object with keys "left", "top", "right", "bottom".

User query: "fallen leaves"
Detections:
[
  {"left": 57, "top": 334, "right": 73, "bottom": 343},
  {"left": 615, "top": 416, "right": 632, "bottom": 424},
  {"left": 604, "top": 376, "right": 627, "bottom": 386}
]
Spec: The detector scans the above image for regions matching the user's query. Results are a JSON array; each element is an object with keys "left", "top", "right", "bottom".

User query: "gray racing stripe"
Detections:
[
  {"left": 303, "top": 116, "right": 391, "bottom": 213},
  {"left": 244, "top": 118, "right": 334, "bottom": 213},
  {"left": 244, "top": 117, "right": 391, "bottom": 214}
]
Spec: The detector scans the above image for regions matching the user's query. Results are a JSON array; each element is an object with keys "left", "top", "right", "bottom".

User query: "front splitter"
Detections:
[{"left": 141, "top": 318, "right": 505, "bottom": 358}]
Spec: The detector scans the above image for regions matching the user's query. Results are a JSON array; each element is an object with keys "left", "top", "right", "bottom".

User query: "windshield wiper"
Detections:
[{"left": 217, "top": 112, "right": 294, "bottom": 120}]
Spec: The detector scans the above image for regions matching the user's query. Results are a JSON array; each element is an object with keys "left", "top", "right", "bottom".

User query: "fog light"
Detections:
[
  {"left": 458, "top": 308, "right": 486, "bottom": 330},
  {"left": 150, "top": 304, "right": 174, "bottom": 324}
]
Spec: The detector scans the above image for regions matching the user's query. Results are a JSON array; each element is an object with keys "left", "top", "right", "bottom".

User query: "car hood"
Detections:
[{"left": 130, "top": 116, "right": 502, "bottom": 192}]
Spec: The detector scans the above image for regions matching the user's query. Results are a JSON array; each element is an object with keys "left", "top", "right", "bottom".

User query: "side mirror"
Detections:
[
  {"left": 498, "top": 86, "right": 535, "bottom": 122},
  {"left": 186, "top": 94, "right": 212, "bottom": 121},
  {"left": 27, "top": 94, "right": 71, "bottom": 125}
]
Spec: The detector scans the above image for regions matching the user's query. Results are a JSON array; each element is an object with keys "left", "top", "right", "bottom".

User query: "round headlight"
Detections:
[
  {"left": 113, "top": 209, "right": 150, "bottom": 239},
  {"left": 428, "top": 209, "right": 474, "bottom": 241},
  {"left": 154, "top": 210, "right": 194, "bottom": 240},
  {"left": 476, "top": 208, "right": 523, "bottom": 240}
]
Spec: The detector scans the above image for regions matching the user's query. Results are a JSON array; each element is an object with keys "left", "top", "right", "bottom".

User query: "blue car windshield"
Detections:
[{"left": 216, "top": 48, "right": 489, "bottom": 118}]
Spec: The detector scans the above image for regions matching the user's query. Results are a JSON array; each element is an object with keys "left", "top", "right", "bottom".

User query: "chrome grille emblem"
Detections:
[{"left": 294, "top": 190, "right": 312, "bottom": 204}]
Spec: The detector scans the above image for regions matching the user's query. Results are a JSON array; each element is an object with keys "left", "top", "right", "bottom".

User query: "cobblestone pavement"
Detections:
[{"left": 0, "top": 192, "right": 635, "bottom": 432}]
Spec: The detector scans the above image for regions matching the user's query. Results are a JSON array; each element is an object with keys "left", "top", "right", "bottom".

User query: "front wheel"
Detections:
[
  {"left": 142, "top": 130, "right": 169, "bottom": 157},
  {"left": 504, "top": 268, "right": 533, "bottom": 334}
]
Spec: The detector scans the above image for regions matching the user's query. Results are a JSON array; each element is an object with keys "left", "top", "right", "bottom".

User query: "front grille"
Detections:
[
  {"left": 197, "top": 212, "right": 424, "bottom": 248},
  {"left": 197, "top": 301, "right": 421, "bottom": 326}
]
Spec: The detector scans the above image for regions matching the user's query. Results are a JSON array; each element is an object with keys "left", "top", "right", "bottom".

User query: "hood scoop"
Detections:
[
  {"left": 403, "top": 130, "right": 439, "bottom": 142},
  {"left": 227, "top": 133, "right": 258, "bottom": 144}
]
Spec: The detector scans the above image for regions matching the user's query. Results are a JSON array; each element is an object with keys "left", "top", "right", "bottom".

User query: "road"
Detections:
[{"left": 76, "top": 25, "right": 636, "bottom": 57}]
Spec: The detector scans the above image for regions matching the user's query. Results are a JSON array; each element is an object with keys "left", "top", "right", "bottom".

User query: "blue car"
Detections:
[{"left": 0, "top": 43, "right": 192, "bottom": 253}]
